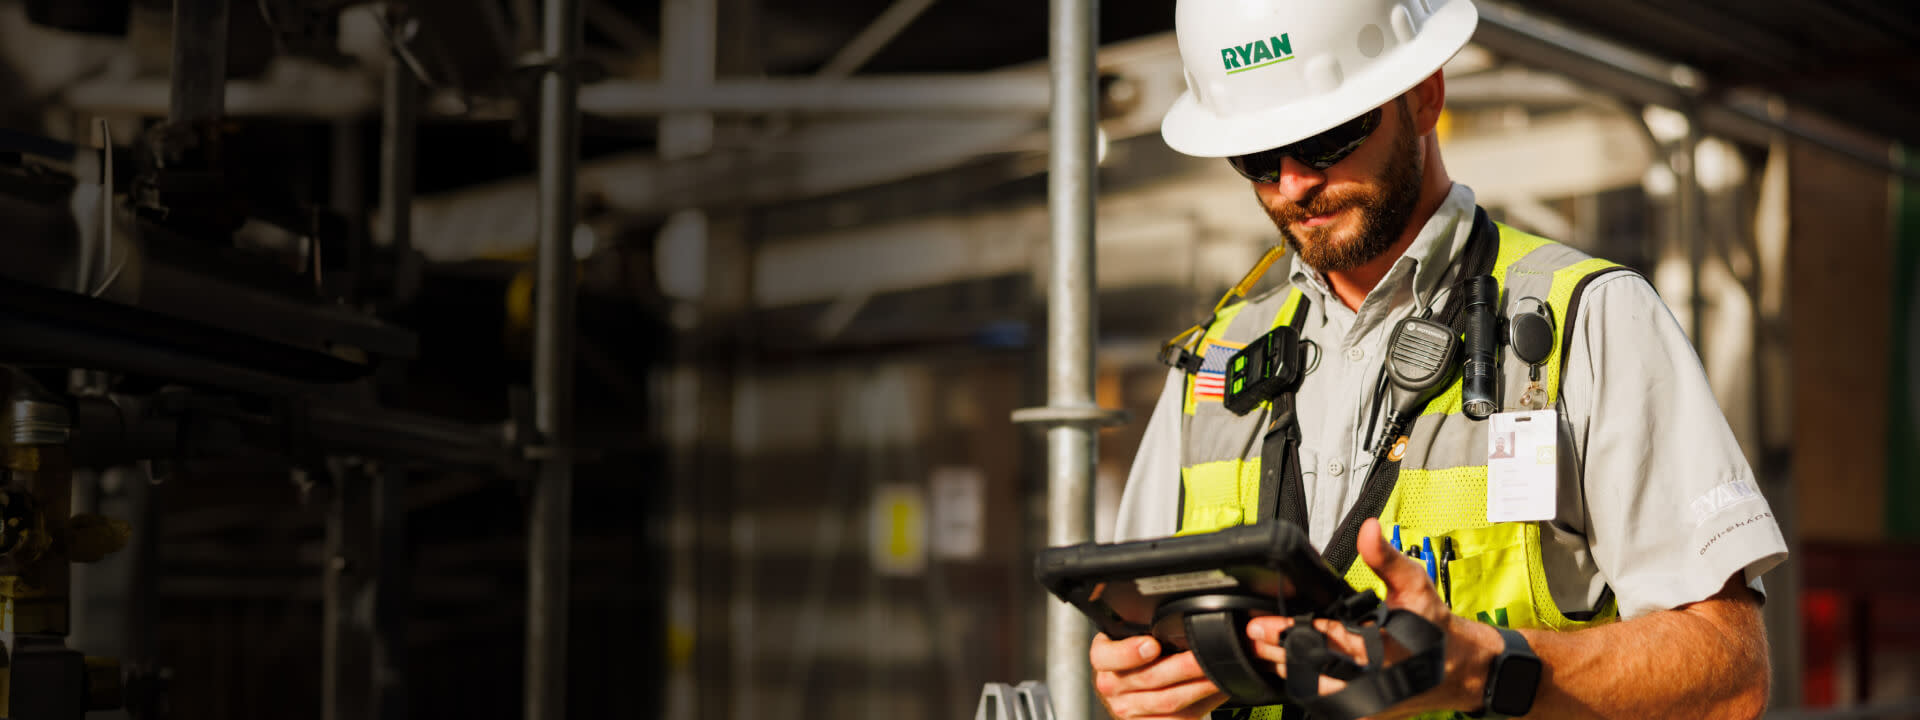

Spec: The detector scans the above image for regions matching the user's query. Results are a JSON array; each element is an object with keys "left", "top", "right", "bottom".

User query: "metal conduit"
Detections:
[
  {"left": 578, "top": 75, "right": 1052, "bottom": 115},
  {"left": 525, "top": 0, "right": 583, "bottom": 718},
  {"left": 168, "top": 0, "right": 228, "bottom": 126},
  {"left": 380, "top": 9, "right": 420, "bottom": 305}
]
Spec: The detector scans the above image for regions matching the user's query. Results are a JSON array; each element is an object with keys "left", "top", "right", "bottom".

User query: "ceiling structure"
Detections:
[
  {"left": 667, "top": 0, "right": 1920, "bottom": 147},
  {"left": 5, "top": 0, "right": 1913, "bottom": 260},
  {"left": 1512, "top": 0, "right": 1920, "bottom": 149}
]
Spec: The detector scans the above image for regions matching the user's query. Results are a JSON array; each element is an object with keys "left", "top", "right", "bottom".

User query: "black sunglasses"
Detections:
[{"left": 1226, "top": 107, "right": 1383, "bottom": 183}]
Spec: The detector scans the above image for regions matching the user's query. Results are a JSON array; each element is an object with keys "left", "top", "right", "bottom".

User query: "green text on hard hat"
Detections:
[{"left": 1220, "top": 34, "right": 1294, "bottom": 75}]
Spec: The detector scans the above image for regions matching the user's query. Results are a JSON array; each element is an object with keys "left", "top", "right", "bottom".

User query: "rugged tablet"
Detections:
[{"left": 1034, "top": 522, "right": 1354, "bottom": 652}]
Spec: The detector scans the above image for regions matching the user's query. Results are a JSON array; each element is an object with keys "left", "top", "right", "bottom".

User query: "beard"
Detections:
[{"left": 1262, "top": 104, "right": 1424, "bottom": 273}]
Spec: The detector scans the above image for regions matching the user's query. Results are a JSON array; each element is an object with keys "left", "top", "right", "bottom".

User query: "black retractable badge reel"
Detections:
[{"left": 1509, "top": 297, "right": 1556, "bottom": 409}]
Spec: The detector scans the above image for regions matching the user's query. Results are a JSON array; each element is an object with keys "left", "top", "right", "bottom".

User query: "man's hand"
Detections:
[
  {"left": 1242, "top": 518, "right": 1502, "bottom": 717},
  {"left": 1090, "top": 633, "right": 1230, "bottom": 719}
]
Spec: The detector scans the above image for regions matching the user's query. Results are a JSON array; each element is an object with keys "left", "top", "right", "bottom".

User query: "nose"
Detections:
[{"left": 1270, "top": 155, "right": 1326, "bottom": 204}]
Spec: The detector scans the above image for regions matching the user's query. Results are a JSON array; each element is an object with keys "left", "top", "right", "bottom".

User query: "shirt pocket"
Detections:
[{"left": 1440, "top": 523, "right": 1542, "bottom": 629}]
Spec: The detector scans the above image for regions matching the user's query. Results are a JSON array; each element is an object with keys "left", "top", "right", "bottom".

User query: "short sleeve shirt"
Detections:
[{"left": 1112, "top": 183, "right": 1788, "bottom": 619}]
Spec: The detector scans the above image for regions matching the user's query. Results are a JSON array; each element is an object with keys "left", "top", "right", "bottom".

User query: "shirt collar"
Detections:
[{"left": 1287, "top": 183, "right": 1478, "bottom": 318}]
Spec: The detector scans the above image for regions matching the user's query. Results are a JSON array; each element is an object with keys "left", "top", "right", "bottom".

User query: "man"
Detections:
[{"left": 1090, "top": 0, "right": 1788, "bottom": 718}]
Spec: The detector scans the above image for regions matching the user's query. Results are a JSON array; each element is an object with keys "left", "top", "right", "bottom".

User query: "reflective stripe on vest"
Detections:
[{"left": 1182, "top": 225, "right": 1627, "bottom": 720}]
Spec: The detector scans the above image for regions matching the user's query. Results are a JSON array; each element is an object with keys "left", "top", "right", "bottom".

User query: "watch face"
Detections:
[{"left": 1490, "top": 654, "right": 1544, "bottom": 715}]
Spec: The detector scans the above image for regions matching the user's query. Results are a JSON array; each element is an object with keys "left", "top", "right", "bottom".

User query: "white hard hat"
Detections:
[{"left": 1161, "top": 0, "right": 1479, "bottom": 158}]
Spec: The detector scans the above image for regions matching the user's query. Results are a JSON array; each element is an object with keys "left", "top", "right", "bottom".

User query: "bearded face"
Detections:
[{"left": 1260, "top": 100, "right": 1425, "bottom": 273}]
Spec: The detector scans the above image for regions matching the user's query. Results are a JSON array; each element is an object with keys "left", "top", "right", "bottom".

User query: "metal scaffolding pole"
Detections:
[
  {"left": 370, "top": 466, "right": 409, "bottom": 720},
  {"left": 525, "top": 0, "right": 583, "bottom": 718},
  {"left": 322, "top": 464, "right": 371, "bottom": 720},
  {"left": 380, "top": 10, "right": 421, "bottom": 304},
  {"left": 1008, "top": 0, "right": 1107, "bottom": 716}
]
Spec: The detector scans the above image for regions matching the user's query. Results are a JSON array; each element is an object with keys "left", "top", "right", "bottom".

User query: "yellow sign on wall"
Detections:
[{"left": 870, "top": 484, "right": 927, "bottom": 576}]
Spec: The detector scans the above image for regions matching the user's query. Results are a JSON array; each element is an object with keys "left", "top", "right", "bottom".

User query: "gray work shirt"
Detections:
[{"left": 1113, "top": 184, "right": 1788, "bottom": 619}]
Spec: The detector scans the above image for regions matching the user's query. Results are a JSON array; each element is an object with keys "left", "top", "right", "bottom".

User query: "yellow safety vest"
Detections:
[{"left": 1175, "top": 224, "right": 1628, "bottom": 720}]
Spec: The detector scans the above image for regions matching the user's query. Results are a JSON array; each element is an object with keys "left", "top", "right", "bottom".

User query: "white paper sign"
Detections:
[
  {"left": 1486, "top": 410, "right": 1557, "bottom": 522},
  {"left": 930, "top": 466, "right": 986, "bottom": 560}
]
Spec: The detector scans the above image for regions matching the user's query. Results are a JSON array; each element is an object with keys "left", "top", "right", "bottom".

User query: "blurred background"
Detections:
[{"left": 0, "top": 0, "right": 1914, "bottom": 718}]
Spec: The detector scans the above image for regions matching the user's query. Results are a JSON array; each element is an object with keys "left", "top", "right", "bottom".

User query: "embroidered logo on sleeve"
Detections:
[{"left": 1688, "top": 479, "right": 1763, "bottom": 526}]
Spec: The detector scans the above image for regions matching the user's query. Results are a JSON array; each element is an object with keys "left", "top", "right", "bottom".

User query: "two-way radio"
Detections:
[
  {"left": 1223, "top": 326, "right": 1305, "bottom": 417},
  {"left": 1375, "top": 315, "right": 1459, "bottom": 454}
]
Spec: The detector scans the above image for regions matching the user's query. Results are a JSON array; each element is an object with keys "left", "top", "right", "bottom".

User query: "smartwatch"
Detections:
[{"left": 1467, "top": 627, "right": 1542, "bottom": 718}]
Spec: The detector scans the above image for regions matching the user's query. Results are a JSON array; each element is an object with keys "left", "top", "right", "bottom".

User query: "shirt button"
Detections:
[
  {"left": 1346, "top": 347, "right": 1365, "bottom": 362},
  {"left": 1329, "top": 461, "right": 1346, "bottom": 477}
]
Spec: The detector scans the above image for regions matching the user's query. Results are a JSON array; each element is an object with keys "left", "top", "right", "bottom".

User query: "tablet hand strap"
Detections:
[
  {"left": 1184, "top": 608, "right": 1291, "bottom": 706},
  {"left": 1279, "top": 597, "right": 1447, "bottom": 720}
]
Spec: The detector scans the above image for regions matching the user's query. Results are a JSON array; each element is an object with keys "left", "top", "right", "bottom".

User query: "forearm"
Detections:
[{"left": 1502, "top": 582, "right": 1770, "bottom": 719}]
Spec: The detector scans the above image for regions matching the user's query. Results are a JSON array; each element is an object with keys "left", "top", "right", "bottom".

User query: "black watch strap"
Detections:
[{"left": 1467, "top": 627, "right": 1541, "bottom": 719}]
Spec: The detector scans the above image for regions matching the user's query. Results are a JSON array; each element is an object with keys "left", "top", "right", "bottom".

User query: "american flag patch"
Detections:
[{"left": 1192, "top": 340, "right": 1245, "bottom": 402}]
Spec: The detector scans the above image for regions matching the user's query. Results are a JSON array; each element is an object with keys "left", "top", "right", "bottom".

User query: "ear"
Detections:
[{"left": 1404, "top": 71, "right": 1447, "bottom": 137}]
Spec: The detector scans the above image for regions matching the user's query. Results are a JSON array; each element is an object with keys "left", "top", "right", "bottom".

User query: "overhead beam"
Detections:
[
  {"left": 584, "top": 0, "right": 653, "bottom": 53},
  {"left": 816, "top": 0, "right": 938, "bottom": 78},
  {"left": 1472, "top": 0, "right": 1919, "bottom": 181}
]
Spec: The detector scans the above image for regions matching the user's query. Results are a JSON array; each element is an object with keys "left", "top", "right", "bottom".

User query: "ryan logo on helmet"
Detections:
[{"left": 1219, "top": 34, "right": 1294, "bottom": 74}]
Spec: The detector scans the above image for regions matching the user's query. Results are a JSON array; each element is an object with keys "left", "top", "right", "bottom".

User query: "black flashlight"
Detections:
[{"left": 1461, "top": 275, "right": 1500, "bottom": 420}]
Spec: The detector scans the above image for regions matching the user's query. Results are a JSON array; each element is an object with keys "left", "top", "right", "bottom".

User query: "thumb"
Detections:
[{"left": 1357, "top": 517, "right": 1432, "bottom": 600}]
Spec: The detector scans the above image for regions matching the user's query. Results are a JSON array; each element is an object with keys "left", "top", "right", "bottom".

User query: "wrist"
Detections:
[
  {"left": 1446, "top": 618, "right": 1506, "bottom": 712},
  {"left": 1464, "top": 625, "right": 1545, "bottom": 719}
]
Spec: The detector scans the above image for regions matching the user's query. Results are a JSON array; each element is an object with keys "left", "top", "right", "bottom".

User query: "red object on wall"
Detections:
[
  {"left": 1799, "top": 542, "right": 1920, "bottom": 706},
  {"left": 1803, "top": 589, "right": 1840, "bottom": 707}
]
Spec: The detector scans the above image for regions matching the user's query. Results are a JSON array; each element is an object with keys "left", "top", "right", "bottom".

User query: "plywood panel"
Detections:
[{"left": 1789, "top": 142, "right": 1891, "bottom": 542}]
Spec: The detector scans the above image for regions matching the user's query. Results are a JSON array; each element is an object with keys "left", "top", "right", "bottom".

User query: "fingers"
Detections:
[
  {"left": 1357, "top": 518, "right": 1436, "bottom": 602},
  {"left": 1245, "top": 616, "right": 1369, "bottom": 702},
  {"left": 1245, "top": 615, "right": 1294, "bottom": 648},
  {"left": 1108, "top": 649, "right": 1210, "bottom": 693},
  {"left": 1091, "top": 635, "right": 1213, "bottom": 694},
  {"left": 1090, "top": 634, "right": 1160, "bottom": 673},
  {"left": 1090, "top": 635, "right": 1226, "bottom": 720},
  {"left": 1247, "top": 617, "right": 1369, "bottom": 666},
  {"left": 1101, "top": 678, "right": 1228, "bottom": 720}
]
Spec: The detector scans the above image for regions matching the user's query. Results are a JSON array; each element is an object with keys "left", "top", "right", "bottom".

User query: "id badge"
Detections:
[{"left": 1486, "top": 410, "right": 1556, "bottom": 522}]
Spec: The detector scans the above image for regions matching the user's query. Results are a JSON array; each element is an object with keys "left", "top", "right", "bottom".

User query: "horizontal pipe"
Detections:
[
  {"left": 72, "top": 74, "right": 1053, "bottom": 117},
  {"left": 580, "top": 75, "right": 1052, "bottom": 115}
]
